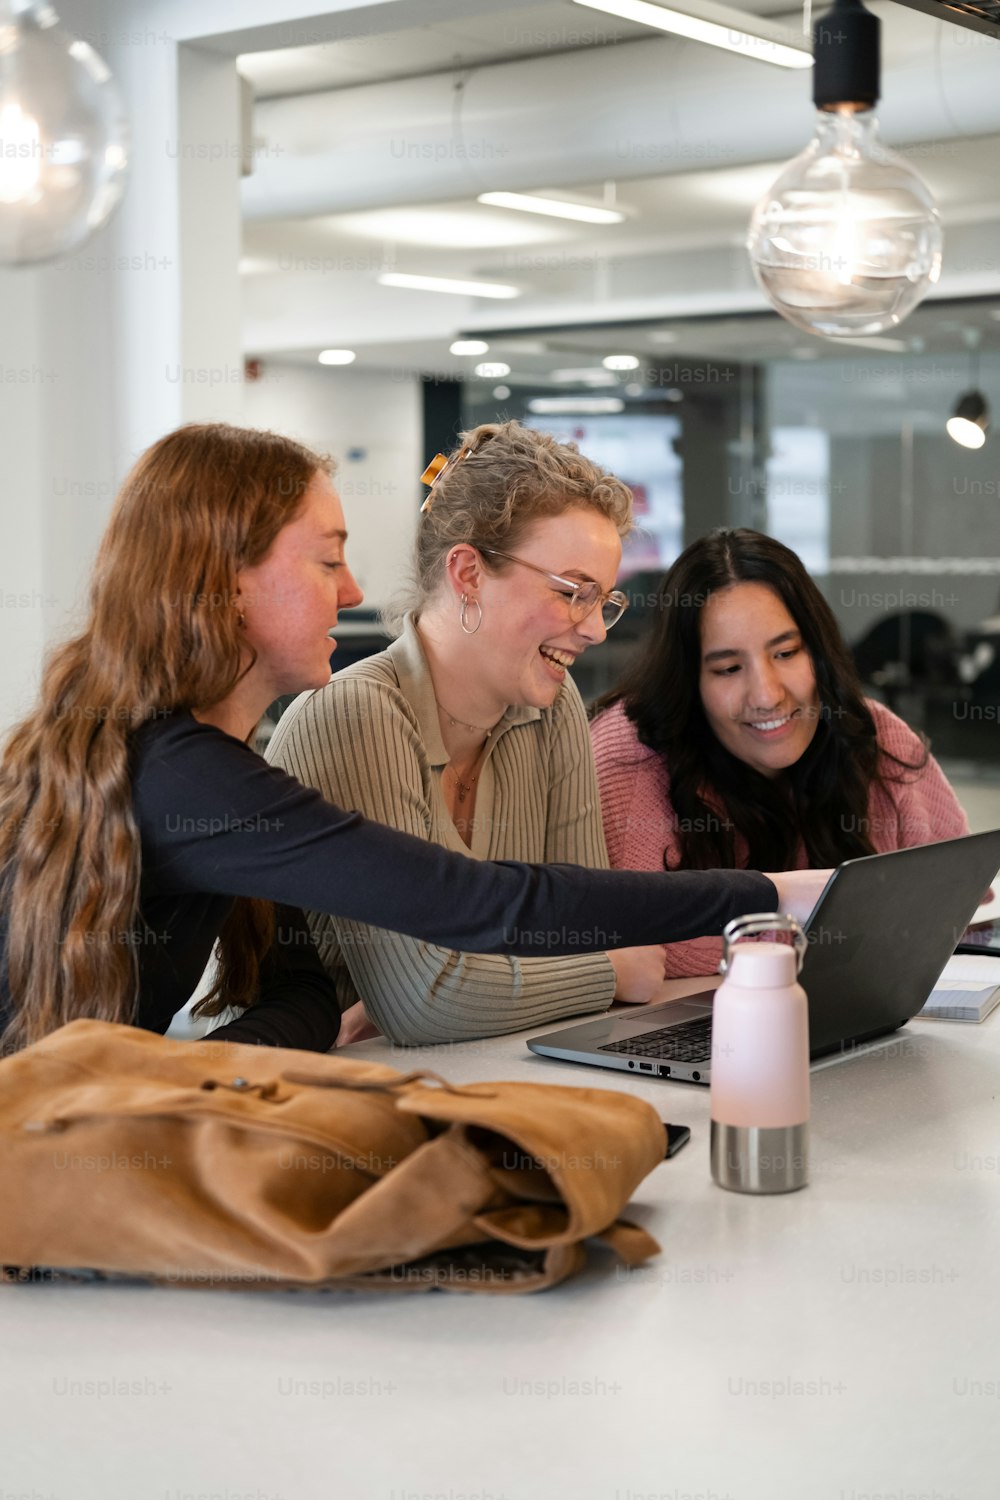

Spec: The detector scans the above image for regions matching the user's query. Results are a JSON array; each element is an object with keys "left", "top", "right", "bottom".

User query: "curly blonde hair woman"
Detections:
[{"left": 268, "top": 422, "right": 828, "bottom": 1046}]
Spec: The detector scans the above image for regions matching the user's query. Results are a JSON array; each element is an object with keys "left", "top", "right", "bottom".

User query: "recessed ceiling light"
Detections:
[
  {"left": 475, "top": 362, "right": 511, "bottom": 378},
  {"left": 528, "top": 396, "right": 626, "bottom": 414},
  {"left": 624, "top": 382, "right": 645, "bottom": 397},
  {"left": 603, "top": 354, "right": 640, "bottom": 370},
  {"left": 318, "top": 349, "right": 356, "bottom": 365},
  {"left": 477, "top": 191, "right": 625, "bottom": 225},
  {"left": 571, "top": 0, "right": 812, "bottom": 69},
  {"left": 551, "top": 367, "right": 619, "bottom": 385},
  {"left": 493, "top": 385, "right": 511, "bottom": 399},
  {"left": 450, "top": 339, "right": 490, "bottom": 356},
  {"left": 377, "top": 272, "right": 519, "bottom": 299}
]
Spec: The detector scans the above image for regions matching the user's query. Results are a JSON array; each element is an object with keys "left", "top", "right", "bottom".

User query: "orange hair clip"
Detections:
[
  {"left": 420, "top": 452, "right": 450, "bottom": 487},
  {"left": 419, "top": 446, "right": 470, "bottom": 514}
]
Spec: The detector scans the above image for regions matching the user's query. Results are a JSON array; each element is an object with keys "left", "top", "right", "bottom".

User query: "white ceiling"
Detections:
[
  {"left": 237, "top": 0, "right": 1000, "bottom": 381},
  {"left": 238, "top": 0, "right": 800, "bottom": 97}
]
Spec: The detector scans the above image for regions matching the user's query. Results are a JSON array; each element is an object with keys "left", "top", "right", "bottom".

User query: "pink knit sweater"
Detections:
[{"left": 590, "top": 697, "right": 969, "bottom": 977}]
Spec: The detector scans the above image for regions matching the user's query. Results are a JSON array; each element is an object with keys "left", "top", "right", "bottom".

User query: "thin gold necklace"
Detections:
[
  {"left": 435, "top": 695, "right": 501, "bottom": 738},
  {"left": 448, "top": 764, "right": 479, "bottom": 805}
]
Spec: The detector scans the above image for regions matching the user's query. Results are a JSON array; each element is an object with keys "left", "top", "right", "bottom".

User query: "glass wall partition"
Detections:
[{"left": 459, "top": 301, "right": 1000, "bottom": 763}]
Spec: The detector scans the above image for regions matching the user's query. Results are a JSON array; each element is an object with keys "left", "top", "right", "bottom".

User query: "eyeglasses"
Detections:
[{"left": 478, "top": 547, "right": 629, "bottom": 630}]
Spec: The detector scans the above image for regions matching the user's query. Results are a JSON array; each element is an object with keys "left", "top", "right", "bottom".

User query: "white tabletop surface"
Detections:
[{"left": 4, "top": 976, "right": 1000, "bottom": 1500}]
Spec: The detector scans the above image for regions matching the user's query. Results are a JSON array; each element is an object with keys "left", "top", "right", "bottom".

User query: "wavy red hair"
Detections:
[{"left": 0, "top": 422, "right": 330, "bottom": 1049}]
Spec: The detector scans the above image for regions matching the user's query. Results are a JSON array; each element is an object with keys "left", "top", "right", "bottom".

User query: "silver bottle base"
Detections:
[{"left": 710, "top": 1121, "right": 809, "bottom": 1194}]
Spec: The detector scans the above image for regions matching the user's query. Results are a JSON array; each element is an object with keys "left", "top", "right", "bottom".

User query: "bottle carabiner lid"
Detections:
[{"left": 720, "top": 913, "right": 807, "bottom": 976}]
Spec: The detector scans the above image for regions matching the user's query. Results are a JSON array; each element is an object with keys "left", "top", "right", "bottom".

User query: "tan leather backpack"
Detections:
[{"left": 0, "top": 1019, "right": 668, "bottom": 1293}]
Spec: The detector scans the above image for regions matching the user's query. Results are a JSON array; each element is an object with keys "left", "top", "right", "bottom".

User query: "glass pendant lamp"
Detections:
[
  {"left": 0, "top": 0, "right": 129, "bottom": 265},
  {"left": 747, "top": 0, "right": 942, "bottom": 338}
]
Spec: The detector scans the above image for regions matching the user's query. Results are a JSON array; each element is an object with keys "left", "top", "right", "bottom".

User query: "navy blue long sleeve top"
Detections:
[{"left": 0, "top": 711, "right": 778, "bottom": 1052}]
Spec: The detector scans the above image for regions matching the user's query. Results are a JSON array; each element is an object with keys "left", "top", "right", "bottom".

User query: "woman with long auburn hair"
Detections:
[
  {"left": 590, "top": 527, "right": 968, "bottom": 978},
  {"left": 0, "top": 427, "right": 826, "bottom": 1055}
]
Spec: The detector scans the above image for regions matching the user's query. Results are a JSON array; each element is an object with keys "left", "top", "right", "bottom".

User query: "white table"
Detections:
[{"left": 3, "top": 978, "right": 999, "bottom": 1500}]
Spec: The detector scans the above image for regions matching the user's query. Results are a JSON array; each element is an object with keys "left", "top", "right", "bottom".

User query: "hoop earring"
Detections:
[{"left": 459, "top": 594, "right": 482, "bottom": 636}]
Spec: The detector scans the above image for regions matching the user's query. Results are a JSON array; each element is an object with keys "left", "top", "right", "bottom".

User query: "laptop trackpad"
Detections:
[{"left": 610, "top": 994, "right": 715, "bottom": 1031}]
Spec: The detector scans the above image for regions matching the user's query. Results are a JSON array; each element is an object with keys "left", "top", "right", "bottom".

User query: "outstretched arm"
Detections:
[{"left": 134, "top": 712, "right": 781, "bottom": 961}]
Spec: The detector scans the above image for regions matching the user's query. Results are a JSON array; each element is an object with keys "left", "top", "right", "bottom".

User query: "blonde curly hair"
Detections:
[{"left": 384, "top": 420, "right": 634, "bottom": 631}]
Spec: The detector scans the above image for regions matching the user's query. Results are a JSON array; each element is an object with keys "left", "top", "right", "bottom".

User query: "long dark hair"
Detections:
[{"left": 593, "top": 529, "right": 927, "bottom": 872}]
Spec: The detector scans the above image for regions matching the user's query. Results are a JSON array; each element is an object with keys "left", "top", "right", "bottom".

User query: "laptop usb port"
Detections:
[{"left": 638, "top": 1061, "right": 655, "bottom": 1073}]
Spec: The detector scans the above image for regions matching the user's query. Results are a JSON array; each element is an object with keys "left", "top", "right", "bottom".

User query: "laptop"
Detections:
[{"left": 528, "top": 830, "right": 1000, "bottom": 1085}]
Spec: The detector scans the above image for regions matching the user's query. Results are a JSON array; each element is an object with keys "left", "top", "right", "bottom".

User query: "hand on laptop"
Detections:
[
  {"left": 766, "top": 868, "right": 834, "bottom": 927},
  {"left": 609, "top": 945, "right": 670, "bottom": 1003}
]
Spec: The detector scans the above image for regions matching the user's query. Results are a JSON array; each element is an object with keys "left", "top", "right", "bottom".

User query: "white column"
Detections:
[
  {"left": 0, "top": 4, "right": 245, "bottom": 733},
  {"left": 0, "top": 273, "right": 50, "bottom": 730},
  {"left": 173, "top": 43, "right": 244, "bottom": 423}
]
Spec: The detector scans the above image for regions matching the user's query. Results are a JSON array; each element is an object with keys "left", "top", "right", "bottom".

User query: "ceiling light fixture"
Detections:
[
  {"left": 474, "top": 362, "right": 511, "bottom": 378},
  {"left": 450, "top": 339, "right": 490, "bottom": 355},
  {"left": 528, "top": 396, "right": 625, "bottom": 414},
  {"left": 947, "top": 334, "right": 989, "bottom": 450},
  {"left": 377, "top": 272, "right": 520, "bottom": 299},
  {"left": 947, "top": 393, "right": 989, "bottom": 451},
  {"left": 0, "top": 2, "right": 129, "bottom": 265},
  {"left": 551, "top": 367, "right": 619, "bottom": 385},
  {"left": 603, "top": 354, "right": 640, "bottom": 370},
  {"left": 571, "top": 0, "right": 812, "bottom": 70},
  {"left": 477, "top": 191, "right": 625, "bottom": 225},
  {"left": 318, "top": 349, "right": 356, "bottom": 365},
  {"left": 747, "top": 0, "right": 942, "bottom": 339},
  {"left": 493, "top": 385, "right": 511, "bottom": 399}
]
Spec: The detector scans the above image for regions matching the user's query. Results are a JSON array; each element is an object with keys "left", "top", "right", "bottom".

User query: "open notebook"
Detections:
[{"left": 919, "top": 954, "right": 1000, "bottom": 1023}]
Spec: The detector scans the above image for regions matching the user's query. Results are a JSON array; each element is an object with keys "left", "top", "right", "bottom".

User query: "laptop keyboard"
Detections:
[{"left": 599, "top": 1015, "right": 713, "bottom": 1064}]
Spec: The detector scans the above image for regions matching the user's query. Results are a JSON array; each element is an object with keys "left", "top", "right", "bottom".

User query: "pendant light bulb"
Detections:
[
  {"left": 946, "top": 393, "right": 988, "bottom": 450},
  {"left": 747, "top": 0, "right": 942, "bottom": 339},
  {"left": 946, "top": 333, "right": 989, "bottom": 449},
  {"left": 0, "top": 1, "right": 129, "bottom": 266}
]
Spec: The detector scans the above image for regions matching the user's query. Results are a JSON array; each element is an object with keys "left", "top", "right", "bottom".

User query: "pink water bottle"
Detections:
[{"left": 710, "top": 914, "right": 809, "bottom": 1194}]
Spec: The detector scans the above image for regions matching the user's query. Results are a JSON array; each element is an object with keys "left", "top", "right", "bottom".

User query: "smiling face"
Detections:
[
  {"left": 474, "top": 506, "right": 623, "bottom": 710},
  {"left": 237, "top": 470, "right": 364, "bottom": 699},
  {"left": 698, "top": 580, "right": 821, "bottom": 778}
]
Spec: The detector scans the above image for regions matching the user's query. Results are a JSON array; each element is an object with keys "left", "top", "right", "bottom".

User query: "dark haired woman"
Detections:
[
  {"left": 590, "top": 528, "right": 967, "bottom": 978},
  {"left": 0, "top": 429, "right": 826, "bottom": 1055}
]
